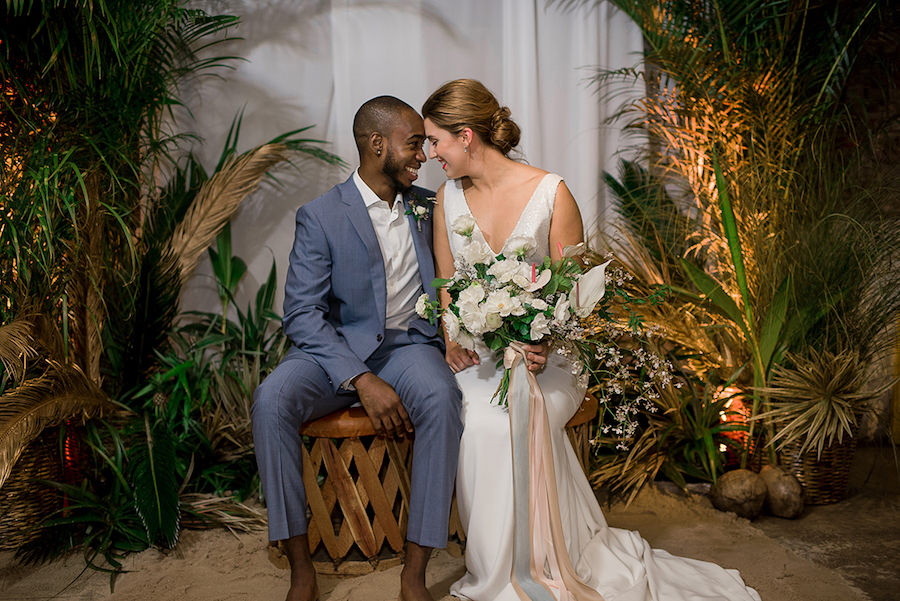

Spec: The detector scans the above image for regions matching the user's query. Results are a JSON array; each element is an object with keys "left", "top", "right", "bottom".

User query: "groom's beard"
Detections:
[{"left": 383, "top": 147, "right": 412, "bottom": 192}]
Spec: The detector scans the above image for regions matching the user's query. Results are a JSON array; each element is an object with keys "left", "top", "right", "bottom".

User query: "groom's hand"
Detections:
[{"left": 352, "top": 372, "right": 414, "bottom": 438}]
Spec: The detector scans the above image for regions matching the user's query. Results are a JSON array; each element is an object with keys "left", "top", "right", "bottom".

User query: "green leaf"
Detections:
[
  {"left": 758, "top": 275, "right": 791, "bottom": 371},
  {"left": 129, "top": 416, "right": 180, "bottom": 548},
  {"left": 680, "top": 259, "right": 750, "bottom": 340},
  {"left": 712, "top": 148, "right": 755, "bottom": 332}
]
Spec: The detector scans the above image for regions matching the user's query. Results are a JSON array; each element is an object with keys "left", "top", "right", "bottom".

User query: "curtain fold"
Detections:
[{"left": 180, "top": 0, "right": 643, "bottom": 314}]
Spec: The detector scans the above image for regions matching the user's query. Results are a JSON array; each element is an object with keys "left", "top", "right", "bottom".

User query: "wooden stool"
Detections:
[
  {"left": 566, "top": 392, "right": 599, "bottom": 474},
  {"left": 298, "top": 393, "right": 597, "bottom": 570},
  {"left": 299, "top": 407, "right": 412, "bottom": 571}
]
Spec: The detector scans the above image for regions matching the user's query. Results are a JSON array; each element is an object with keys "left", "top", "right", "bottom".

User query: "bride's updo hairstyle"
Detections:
[{"left": 422, "top": 79, "right": 521, "bottom": 156}]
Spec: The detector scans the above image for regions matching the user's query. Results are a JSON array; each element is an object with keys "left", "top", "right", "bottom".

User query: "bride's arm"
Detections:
[
  {"left": 433, "top": 184, "right": 480, "bottom": 373},
  {"left": 548, "top": 181, "right": 585, "bottom": 261}
]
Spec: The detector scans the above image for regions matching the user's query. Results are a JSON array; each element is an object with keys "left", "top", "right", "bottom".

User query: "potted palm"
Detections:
[{"left": 755, "top": 349, "right": 892, "bottom": 504}]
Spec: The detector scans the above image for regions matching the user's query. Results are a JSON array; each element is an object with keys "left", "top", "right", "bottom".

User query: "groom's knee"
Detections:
[{"left": 409, "top": 377, "right": 462, "bottom": 436}]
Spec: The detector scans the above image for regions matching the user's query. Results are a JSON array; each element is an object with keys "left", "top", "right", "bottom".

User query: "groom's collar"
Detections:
[{"left": 352, "top": 170, "right": 403, "bottom": 208}]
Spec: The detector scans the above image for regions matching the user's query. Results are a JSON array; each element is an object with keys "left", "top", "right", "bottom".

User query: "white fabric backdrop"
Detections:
[{"left": 179, "top": 0, "right": 643, "bottom": 314}]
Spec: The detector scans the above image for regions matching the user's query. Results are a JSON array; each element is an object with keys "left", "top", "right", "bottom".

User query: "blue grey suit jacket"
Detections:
[{"left": 282, "top": 175, "right": 441, "bottom": 392}]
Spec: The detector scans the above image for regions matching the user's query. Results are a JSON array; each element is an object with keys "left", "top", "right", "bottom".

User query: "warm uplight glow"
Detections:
[{"left": 715, "top": 386, "right": 751, "bottom": 466}]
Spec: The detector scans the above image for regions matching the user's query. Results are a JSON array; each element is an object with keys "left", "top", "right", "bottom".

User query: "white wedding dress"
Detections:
[{"left": 444, "top": 173, "right": 761, "bottom": 601}]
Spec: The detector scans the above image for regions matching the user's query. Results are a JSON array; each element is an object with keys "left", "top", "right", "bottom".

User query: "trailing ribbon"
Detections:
[{"left": 505, "top": 342, "right": 605, "bottom": 601}]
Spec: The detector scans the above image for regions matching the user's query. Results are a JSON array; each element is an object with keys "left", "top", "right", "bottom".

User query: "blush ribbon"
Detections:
[{"left": 504, "top": 342, "right": 606, "bottom": 601}]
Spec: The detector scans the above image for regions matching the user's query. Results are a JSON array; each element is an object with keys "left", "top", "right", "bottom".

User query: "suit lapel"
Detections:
[
  {"left": 404, "top": 190, "right": 438, "bottom": 302},
  {"left": 340, "top": 177, "right": 386, "bottom": 325}
]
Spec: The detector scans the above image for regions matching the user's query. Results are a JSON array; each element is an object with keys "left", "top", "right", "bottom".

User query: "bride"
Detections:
[{"left": 421, "top": 79, "right": 761, "bottom": 601}]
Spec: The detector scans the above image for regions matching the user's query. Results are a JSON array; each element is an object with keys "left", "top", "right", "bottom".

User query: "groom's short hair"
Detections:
[{"left": 353, "top": 96, "right": 416, "bottom": 151}]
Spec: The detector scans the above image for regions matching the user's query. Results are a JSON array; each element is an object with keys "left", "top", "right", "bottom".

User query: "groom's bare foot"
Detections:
[
  {"left": 284, "top": 535, "right": 318, "bottom": 601},
  {"left": 399, "top": 541, "right": 434, "bottom": 601}
]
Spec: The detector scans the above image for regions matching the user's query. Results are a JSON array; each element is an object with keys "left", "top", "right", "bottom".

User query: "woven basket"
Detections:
[
  {"left": 0, "top": 429, "right": 65, "bottom": 550},
  {"left": 777, "top": 436, "right": 857, "bottom": 505}
]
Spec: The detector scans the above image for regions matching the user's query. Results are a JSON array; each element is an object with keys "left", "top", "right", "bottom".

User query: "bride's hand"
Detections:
[
  {"left": 445, "top": 341, "right": 479, "bottom": 373},
  {"left": 522, "top": 342, "right": 548, "bottom": 372}
]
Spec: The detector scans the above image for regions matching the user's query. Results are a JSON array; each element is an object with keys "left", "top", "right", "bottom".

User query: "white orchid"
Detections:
[
  {"left": 451, "top": 214, "right": 477, "bottom": 237},
  {"left": 570, "top": 259, "right": 612, "bottom": 317}
]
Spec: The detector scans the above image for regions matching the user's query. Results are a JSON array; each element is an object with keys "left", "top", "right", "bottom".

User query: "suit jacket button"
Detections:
[{"left": 376, "top": 334, "right": 383, "bottom": 341}]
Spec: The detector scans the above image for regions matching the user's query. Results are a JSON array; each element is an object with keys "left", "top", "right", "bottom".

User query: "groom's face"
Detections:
[{"left": 382, "top": 109, "right": 427, "bottom": 191}]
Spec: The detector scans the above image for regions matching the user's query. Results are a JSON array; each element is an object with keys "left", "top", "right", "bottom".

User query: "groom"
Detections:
[{"left": 252, "top": 96, "right": 463, "bottom": 601}]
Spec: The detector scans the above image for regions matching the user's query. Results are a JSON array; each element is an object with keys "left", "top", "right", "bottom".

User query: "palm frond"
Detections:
[
  {"left": 0, "top": 317, "right": 39, "bottom": 381},
  {"left": 129, "top": 415, "right": 180, "bottom": 548},
  {"left": 167, "top": 142, "right": 291, "bottom": 282},
  {"left": 180, "top": 492, "right": 266, "bottom": 534},
  {"left": 0, "top": 368, "right": 109, "bottom": 489}
]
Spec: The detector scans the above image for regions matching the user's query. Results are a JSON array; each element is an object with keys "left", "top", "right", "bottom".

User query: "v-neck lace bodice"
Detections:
[{"left": 444, "top": 173, "right": 562, "bottom": 264}]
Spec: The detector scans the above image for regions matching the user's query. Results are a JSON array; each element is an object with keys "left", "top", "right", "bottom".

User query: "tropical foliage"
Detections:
[
  {"left": 0, "top": 0, "right": 340, "bottom": 570},
  {"left": 576, "top": 0, "right": 900, "bottom": 497}
]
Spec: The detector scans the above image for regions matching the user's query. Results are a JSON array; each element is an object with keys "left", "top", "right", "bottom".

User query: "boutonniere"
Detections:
[{"left": 405, "top": 191, "right": 436, "bottom": 231}]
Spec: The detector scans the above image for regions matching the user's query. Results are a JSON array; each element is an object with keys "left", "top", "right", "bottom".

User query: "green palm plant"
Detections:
[
  {"left": 565, "top": 0, "right": 900, "bottom": 475},
  {"left": 0, "top": 0, "right": 344, "bottom": 566},
  {"left": 756, "top": 349, "right": 891, "bottom": 459}
]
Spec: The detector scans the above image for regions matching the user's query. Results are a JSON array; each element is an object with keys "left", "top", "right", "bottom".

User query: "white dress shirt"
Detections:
[{"left": 352, "top": 170, "right": 424, "bottom": 332}]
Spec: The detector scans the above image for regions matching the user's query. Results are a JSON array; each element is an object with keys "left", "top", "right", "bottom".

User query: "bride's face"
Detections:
[{"left": 425, "top": 118, "right": 469, "bottom": 179}]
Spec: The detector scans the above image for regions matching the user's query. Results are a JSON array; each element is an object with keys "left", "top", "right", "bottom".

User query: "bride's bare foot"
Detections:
[
  {"left": 283, "top": 535, "right": 318, "bottom": 601},
  {"left": 399, "top": 541, "right": 434, "bottom": 601}
]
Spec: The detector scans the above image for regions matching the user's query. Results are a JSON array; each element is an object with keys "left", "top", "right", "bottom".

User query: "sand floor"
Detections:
[{"left": 0, "top": 480, "right": 877, "bottom": 601}]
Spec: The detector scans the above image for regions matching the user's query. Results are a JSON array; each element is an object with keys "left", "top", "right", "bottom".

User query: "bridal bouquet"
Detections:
[{"left": 415, "top": 215, "right": 612, "bottom": 405}]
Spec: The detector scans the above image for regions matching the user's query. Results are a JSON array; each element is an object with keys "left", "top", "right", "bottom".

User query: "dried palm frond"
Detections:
[
  {"left": 0, "top": 317, "right": 39, "bottom": 382},
  {"left": 168, "top": 143, "right": 290, "bottom": 282},
  {"left": 590, "top": 426, "right": 665, "bottom": 507},
  {"left": 180, "top": 492, "right": 267, "bottom": 534},
  {"left": 0, "top": 367, "right": 109, "bottom": 489}
]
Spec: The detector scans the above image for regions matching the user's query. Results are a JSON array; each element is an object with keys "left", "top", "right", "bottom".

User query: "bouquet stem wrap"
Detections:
[{"left": 505, "top": 342, "right": 606, "bottom": 601}]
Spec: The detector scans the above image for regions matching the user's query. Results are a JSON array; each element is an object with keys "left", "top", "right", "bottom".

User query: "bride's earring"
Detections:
[{"left": 463, "top": 144, "right": 468, "bottom": 153}]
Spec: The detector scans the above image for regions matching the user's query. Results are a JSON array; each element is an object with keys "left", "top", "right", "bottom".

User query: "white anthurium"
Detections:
[
  {"left": 451, "top": 214, "right": 477, "bottom": 237},
  {"left": 570, "top": 259, "right": 613, "bottom": 317},
  {"left": 561, "top": 242, "right": 587, "bottom": 258},
  {"left": 524, "top": 268, "right": 551, "bottom": 292}
]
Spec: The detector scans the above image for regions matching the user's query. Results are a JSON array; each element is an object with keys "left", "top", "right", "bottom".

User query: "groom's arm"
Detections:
[{"left": 282, "top": 203, "right": 369, "bottom": 390}]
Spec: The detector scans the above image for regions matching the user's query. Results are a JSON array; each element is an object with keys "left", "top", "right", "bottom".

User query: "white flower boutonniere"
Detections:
[{"left": 406, "top": 192, "right": 436, "bottom": 231}]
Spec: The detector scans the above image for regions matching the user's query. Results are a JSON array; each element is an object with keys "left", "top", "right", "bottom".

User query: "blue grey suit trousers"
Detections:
[{"left": 252, "top": 330, "right": 462, "bottom": 548}]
